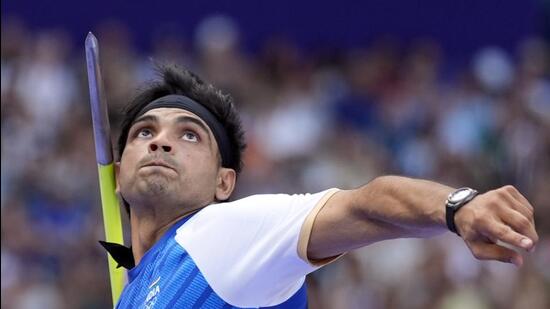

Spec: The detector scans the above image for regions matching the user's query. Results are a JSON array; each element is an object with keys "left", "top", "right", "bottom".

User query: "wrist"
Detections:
[{"left": 445, "top": 187, "right": 478, "bottom": 236}]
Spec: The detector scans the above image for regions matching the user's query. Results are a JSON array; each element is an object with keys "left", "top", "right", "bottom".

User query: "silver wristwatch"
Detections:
[{"left": 445, "top": 187, "right": 478, "bottom": 235}]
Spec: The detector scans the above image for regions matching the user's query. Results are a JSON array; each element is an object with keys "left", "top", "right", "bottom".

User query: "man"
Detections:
[{"left": 105, "top": 65, "right": 538, "bottom": 308}]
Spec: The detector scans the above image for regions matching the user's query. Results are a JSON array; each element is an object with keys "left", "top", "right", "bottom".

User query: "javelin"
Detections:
[{"left": 85, "top": 32, "right": 125, "bottom": 305}]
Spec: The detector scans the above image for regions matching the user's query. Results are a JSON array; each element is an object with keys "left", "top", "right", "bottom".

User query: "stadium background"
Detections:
[{"left": 2, "top": 1, "right": 549, "bottom": 308}]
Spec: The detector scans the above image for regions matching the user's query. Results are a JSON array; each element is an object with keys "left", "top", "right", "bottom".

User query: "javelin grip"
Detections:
[{"left": 85, "top": 32, "right": 125, "bottom": 305}]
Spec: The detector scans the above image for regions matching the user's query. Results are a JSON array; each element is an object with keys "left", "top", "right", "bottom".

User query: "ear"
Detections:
[
  {"left": 215, "top": 168, "right": 236, "bottom": 201},
  {"left": 114, "top": 162, "right": 121, "bottom": 195},
  {"left": 114, "top": 161, "right": 131, "bottom": 216}
]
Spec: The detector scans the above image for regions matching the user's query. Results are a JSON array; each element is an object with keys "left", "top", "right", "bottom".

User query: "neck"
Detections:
[{"left": 129, "top": 204, "right": 202, "bottom": 265}]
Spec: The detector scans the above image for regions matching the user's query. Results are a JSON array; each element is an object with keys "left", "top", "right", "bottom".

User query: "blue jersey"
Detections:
[{"left": 115, "top": 189, "right": 340, "bottom": 308}]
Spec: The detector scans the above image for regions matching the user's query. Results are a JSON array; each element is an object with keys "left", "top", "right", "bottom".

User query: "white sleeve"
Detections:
[{"left": 174, "top": 188, "right": 340, "bottom": 307}]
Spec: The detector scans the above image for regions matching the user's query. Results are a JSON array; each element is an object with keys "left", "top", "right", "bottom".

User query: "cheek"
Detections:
[
  {"left": 119, "top": 153, "right": 138, "bottom": 185},
  {"left": 180, "top": 152, "right": 218, "bottom": 182},
  {"left": 117, "top": 163, "right": 131, "bottom": 190}
]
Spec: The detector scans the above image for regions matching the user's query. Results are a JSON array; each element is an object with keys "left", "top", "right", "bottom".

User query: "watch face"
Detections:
[{"left": 450, "top": 189, "right": 471, "bottom": 203}]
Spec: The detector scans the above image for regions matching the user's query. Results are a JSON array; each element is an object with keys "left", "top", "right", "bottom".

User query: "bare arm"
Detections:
[{"left": 308, "top": 175, "right": 538, "bottom": 266}]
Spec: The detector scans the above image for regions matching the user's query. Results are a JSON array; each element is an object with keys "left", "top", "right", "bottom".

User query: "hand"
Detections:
[{"left": 454, "top": 185, "right": 538, "bottom": 267}]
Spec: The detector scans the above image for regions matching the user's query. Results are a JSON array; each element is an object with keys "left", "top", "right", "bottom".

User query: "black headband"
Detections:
[{"left": 134, "top": 94, "right": 234, "bottom": 168}]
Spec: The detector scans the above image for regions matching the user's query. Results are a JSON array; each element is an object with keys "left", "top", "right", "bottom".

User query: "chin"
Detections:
[{"left": 138, "top": 177, "right": 172, "bottom": 197}]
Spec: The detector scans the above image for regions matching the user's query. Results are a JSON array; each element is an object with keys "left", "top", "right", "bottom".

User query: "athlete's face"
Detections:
[{"left": 116, "top": 108, "right": 235, "bottom": 211}]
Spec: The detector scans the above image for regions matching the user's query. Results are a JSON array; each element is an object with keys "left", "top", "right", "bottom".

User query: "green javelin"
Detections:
[{"left": 85, "top": 32, "right": 125, "bottom": 305}]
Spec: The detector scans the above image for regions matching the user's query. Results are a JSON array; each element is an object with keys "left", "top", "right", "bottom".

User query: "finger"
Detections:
[
  {"left": 469, "top": 241, "right": 523, "bottom": 266},
  {"left": 483, "top": 222, "right": 534, "bottom": 252},
  {"left": 501, "top": 208, "right": 539, "bottom": 249},
  {"left": 499, "top": 189, "right": 534, "bottom": 225},
  {"left": 503, "top": 185, "right": 535, "bottom": 215}
]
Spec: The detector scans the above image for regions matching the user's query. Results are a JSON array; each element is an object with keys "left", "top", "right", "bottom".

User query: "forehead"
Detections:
[
  {"left": 135, "top": 107, "right": 217, "bottom": 150},
  {"left": 137, "top": 108, "right": 213, "bottom": 135},
  {"left": 140, "top": 107, "right": 203, "bottom": 123}
]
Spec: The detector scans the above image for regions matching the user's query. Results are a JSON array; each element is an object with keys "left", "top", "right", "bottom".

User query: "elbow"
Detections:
[
  {"left": 361, "top": 175, "right": 399, "bottom": 197},
  {"left": 353, "top": 175, "right": 400, "bottom": 217}
]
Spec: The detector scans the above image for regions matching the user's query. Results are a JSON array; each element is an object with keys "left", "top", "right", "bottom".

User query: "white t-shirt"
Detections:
[{"left": 175, "top": 188, "right": 340, "bottom": 307}]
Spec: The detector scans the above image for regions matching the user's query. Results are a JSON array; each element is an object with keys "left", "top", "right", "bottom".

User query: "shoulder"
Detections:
[
  {"left": 176, "top": 191, "right": 335, "bottom": 237},
  {"left": 171, "top": 189, "right": 339, "bottom": 307},
  {"left": 190, "top": 190, "right": 338, "bottom": 221}
]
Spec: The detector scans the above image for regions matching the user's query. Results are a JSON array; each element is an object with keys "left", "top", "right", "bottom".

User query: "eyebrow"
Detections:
[
  {"left": 175, "top": 115, "right": 212, "bottom": 143},
  {"left": 132, "top": 114, "right": 158, "bottom": 127},
  {"left": 131, "top": 114, "right": 212, "bottom": 143}
]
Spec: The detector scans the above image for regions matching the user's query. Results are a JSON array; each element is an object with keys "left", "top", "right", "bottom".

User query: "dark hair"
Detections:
[
  {"left": 117, "top": 64, "right": 246, "bottom": 212},
  {"left": 117, "top": 64, "right": 246, "bottom": 170}
]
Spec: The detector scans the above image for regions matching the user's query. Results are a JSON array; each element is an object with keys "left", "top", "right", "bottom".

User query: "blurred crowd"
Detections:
[{"left": 1, "top": 15, "right": 549, "bottom": 309}]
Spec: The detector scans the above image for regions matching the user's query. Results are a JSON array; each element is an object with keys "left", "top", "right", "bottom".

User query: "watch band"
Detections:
[
  {"left": 445, "top": 188, "right": 478, "bottom": 236},
  {"left": 446, "top": 206, "right": 461, "bottom": 235}
]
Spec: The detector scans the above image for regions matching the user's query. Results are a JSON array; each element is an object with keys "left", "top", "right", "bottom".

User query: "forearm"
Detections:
[
  {"left": 353, "top": 175, "right": 455, "bottom": 237},
  {"left": 309, "top": 175, "right": 537, "bottom": 264},
  {"left": 308, "top": 176, "right": 455, "bottom": 259}
]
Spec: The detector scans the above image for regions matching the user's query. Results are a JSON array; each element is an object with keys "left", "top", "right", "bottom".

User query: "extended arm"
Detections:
[{"left": 308, "top": 176, "right": 538, "bottom": 266}]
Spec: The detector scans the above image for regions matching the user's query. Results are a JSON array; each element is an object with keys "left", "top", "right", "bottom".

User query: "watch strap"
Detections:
[
  {"left": 446, "top": 206, "right": 460, "bottom": 235},
  {"left": 445, "top": 188, "right": 478, "bottom": 236}
]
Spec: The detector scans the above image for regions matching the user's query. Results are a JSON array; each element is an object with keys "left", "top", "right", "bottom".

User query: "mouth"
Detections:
[{"left": 141, "top": 160, "right": 176, "bottom": 172}]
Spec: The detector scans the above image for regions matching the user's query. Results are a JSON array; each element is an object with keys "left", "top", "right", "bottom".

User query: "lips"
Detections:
[{"left": 141, "top": 160, "right": 176, "bottom": 172}]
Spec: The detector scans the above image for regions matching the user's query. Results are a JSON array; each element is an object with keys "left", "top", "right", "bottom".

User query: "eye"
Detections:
[
  {"left": 182, "top": 131, "right": 199, "bottom": 142},
  {"left": 137, "top": 128, "right": 153, "bottom": 138}
]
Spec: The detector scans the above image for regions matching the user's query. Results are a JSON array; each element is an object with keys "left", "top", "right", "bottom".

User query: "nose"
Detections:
[{"left": 149, "top": 142, "right": 172, "bottom": 153}]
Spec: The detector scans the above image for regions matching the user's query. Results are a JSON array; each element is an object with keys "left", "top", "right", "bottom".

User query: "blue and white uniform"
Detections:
[{"left": 116, "top": 189, "right": 340, "bottom": 308}]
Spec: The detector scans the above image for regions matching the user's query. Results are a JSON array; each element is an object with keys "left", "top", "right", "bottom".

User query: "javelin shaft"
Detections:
[{"left": 85, "top": 32, "right": 125, "bottom": 305}]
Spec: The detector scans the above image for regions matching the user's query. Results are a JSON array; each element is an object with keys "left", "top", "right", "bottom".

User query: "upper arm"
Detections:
[
  {"left": 175, "top": 191, "right": 338, "bottom": 307},
  {"left": 307, "top": 189, "right": 407, "bottom": 261}
]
